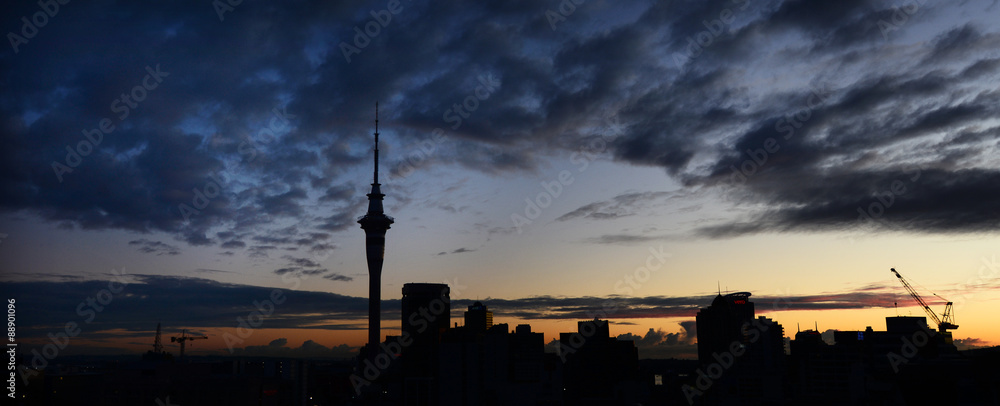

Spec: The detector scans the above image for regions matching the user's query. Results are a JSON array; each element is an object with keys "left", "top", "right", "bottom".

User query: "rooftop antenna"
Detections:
[
  {"left": 373, "top": 101, "right": 379, "bottom": 185},
  {"left": 797, "top": 323, "right": 800, "bottom": 333},
  {"left": 717, "top": 281, "right": 721, "bottom": 296},
  {"left": 814, "top": 321, "right": 818, "bottom": 331},
  {"left": 153, "top": 323, "right": 163, "bottom": 353}
]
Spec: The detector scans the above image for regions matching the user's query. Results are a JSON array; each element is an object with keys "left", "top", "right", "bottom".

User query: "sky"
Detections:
[{"left": 2, "top": 0, "right": 1000, "bottom": 360}]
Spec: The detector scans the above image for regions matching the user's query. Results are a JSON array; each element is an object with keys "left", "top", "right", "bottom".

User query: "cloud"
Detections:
[
  {"left": 248, "top": 245, "right": 277, "bottom": 258},
  {"left": 319, "top": 184, "right": 355, "bottom": 202},
  {"left": 0, "top": 274, "right": 375, "bottom": 345},
  {"left": 1, "top": 0, "right": 998, "bottom": 255},
  {"left": 437, "top": 247, "right": 476, "bottom": 256},
  {"left": 456, "top": 287, "right": 917, "bottom": 321},
  {"left": 194, "top": 268, "right": 234, "bottom": 275},
  {"left": 322, "top": 273, "right": 353, "bottom": 282},
  {"left": 230, "top": 338, "right": 358, "bottom": 359},
  {"left": 128, "top": 239, "right": 181, "bottom": 256},
  {"left": 698, "top": 168, "right": 1000, "bottom": 238},
  {"left": 272, "top": 267, "right": 330, "bottom": 278},
  {"left": 617, "top": 321, "right": 698, "bottom": 359},
  {"left": 953, "top": 337, "right": 991, "bottom": 351},
  {"left": 282, "top": 255, "right": 320, "bottom": 268},
  {"left": 557, "top": 191, "right": 672, "bottom": 222},
  {"left": 582, "top": 233, "right": 668, "bottom": 245},
  {"left": 220, "top": 240, "right": 246, "bottom": 249},
  {"left": 271, "top": 255, "right": 334, "bottom": 279}
]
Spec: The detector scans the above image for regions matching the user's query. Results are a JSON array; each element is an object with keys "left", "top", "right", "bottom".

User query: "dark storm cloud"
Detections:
[
  {"left": 0, "top": 274, "right": 375, "bottom": 338},
  {"left": 2, "top": 0, "right": 998, "bottom": 252},
  {"left": 697, "top": 168, "right": 1000, "bottom": 238},
  {"left": 456, "top": 288, "right": 914, "bottom": 321},
  {"left": 1, "top": 274, "right": 923, "bottom": 337}
]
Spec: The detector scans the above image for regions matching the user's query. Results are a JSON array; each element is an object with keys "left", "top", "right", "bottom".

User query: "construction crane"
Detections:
[
  {"left": 890, "top": 268, "right": 958, "bottom": 333},
  {"left": 170, "top": 330, "right": 208, "bottom": 358}
]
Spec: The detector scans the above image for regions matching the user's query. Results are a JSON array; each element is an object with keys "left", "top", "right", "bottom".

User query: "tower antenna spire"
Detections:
[{"left": 374, "top": 101, "right": 379, "bottom": 185}]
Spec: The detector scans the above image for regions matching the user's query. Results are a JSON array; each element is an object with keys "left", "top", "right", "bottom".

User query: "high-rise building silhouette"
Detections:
[
  {"left": 401, "top": 283, "right": 450, "bottom": 405},
  {"left": 464, "top": 301, "right": 493, "bottom": 334},
  {"left": 693, "top": 291, "right": 786, "bottom": 405},
  {"left": 559, "top": 319, "right": 640, "bottom": 404},
  {"left": 695, "top": 292, "right": 755, "bottom": 362},
  {"left": 358, "top": 103, "right": 394, "bottom": 358}
]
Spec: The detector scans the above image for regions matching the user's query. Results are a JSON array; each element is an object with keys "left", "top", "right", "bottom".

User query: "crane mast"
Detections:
[{"left": 890, "top": 268, "right": 958, "bottom": 333}]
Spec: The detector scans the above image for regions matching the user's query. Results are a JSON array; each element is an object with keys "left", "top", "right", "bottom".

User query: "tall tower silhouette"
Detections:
[{"left": 358, "top": 102, "right": 394, "bottom": 356}]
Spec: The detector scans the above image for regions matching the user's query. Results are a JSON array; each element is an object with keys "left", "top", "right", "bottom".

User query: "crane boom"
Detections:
[
  {"left": 170, "top": 330, "right": 208, "bottom": 358},
  {"left": 890, "top": 268, "right": 958, "bottom": 332}
]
